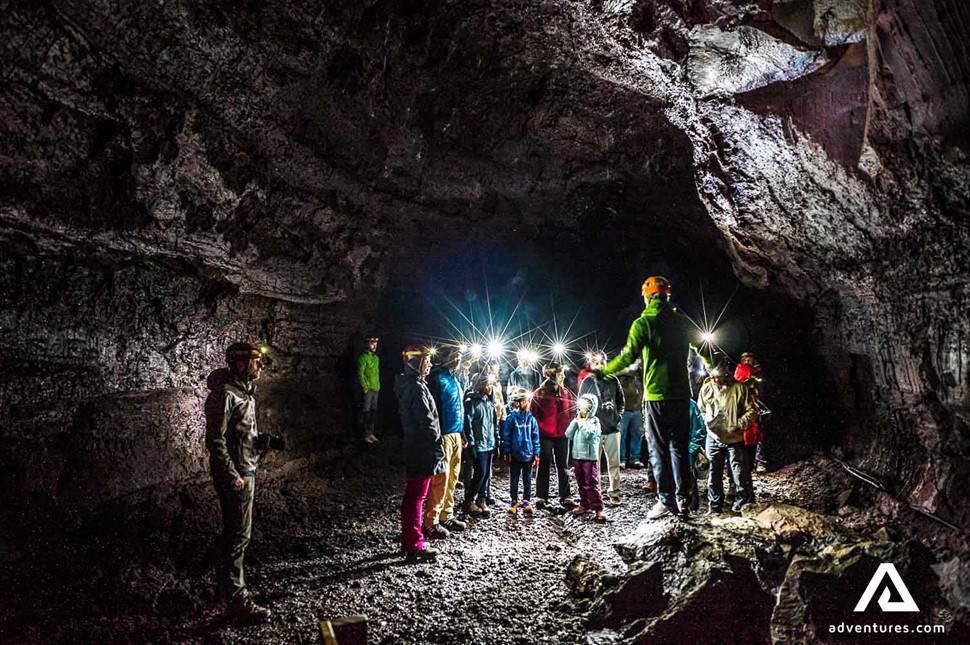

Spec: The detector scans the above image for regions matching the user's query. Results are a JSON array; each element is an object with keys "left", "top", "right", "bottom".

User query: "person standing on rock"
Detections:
[
  {"left": 205, "top": 341, "right": 285, "bottom": 623},
  {"left": 697, "top": 359, "right": 758, "bottom": 514},
  {"left": 530, "top": 362, "right": 575, "bottom": 508},
  {"left": 503, "top": 388, "right": 541, "bottom": 514},
  {"left": 356, "top": 334, "right": 381, "bottom": 444},
  {"left": 462, "top": 372, "right": 500, "bottom": 518},
  {"left": 425, "top": 348, "right": 468, "bottom": 536},
  {"left": 578, "top": 351, "right": 625, "bottom": 507},
  {"left": 395, "top": 345, "right": 445, "bottom": 563},
  {"left": 597, "top": 276, "right": 699, "bottom": 520},
  {"left": 565, "top": 393, "right": 608, "bottom": 522}
]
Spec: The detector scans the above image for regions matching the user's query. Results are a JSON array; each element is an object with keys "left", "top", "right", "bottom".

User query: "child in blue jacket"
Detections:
[
  {"left": 502, "top": 388, "right": 541, "bottom": 514},
  {"left": 565, "top": 393, "right": 607, "bottom": 522}
]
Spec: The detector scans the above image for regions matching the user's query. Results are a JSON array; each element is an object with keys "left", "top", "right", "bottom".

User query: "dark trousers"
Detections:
[
  {"left": 468, "top": 450, "right": 494, "bottom": 503},
  {"left": 359, "top": 390, "right": 378, "bottom": 432},
  {"left": 537, "top": 437, "right": 570, "bottom": 501},
  {"left": 707, "top": 435, "right": 754, "bottom": 511},
  {"left": 644, "top": 400, "right": 691, "bottom": 510},
  {"left": 217, "top": 475, "right": 254, "bottom": 602},
  {"left": 573, "top": 459, "right": 604, "bottom": 511},
  {"left": 509, "top": 461, "right": 532, "bottom": 502},
  {"left": 509, "top": 460, "right": 534, "bottom": 502}
]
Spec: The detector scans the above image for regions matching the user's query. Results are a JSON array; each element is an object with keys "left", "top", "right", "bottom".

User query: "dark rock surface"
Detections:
[{"left": 1, "top": 0, "right": 969, "bottom": 639}]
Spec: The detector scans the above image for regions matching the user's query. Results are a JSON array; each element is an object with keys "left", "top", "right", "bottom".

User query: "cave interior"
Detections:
[{"left": 1, "top": 0, "right": 969, "bottom": 643}]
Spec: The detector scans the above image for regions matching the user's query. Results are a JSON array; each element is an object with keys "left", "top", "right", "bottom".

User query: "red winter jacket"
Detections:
[
  {"left": 530, "top": 383, "right": 574, "bottom": 439},
  {"left": 733, "top": 363, "right": 762, "bottom": 445}
]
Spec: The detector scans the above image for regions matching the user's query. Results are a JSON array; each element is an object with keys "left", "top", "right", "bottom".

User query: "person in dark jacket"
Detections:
[
  {"left": 463, "top": 372, "right": 499, "bottom": 517},
  {"left": 599, "top": 276, "right": 700, "bottom": 520},
  {"left": 578, "top": 351, "right": 625, "bottom": 506},
  {"left": 425, "top": 348, "right": 468, "bottom": 535},
  {"left": 616, "top": 363, "right": 646, "bottom": 470},
  {"left": 530, "top": 362, "right": 575, "bottom": 508},
  {"left": 507, "top": 349, "right": 541, "bottom": 399},
  {"left": 205, "top": 342, "right": 285, "bottom": 623},
  {"left": 395, "top": 345, "right": 445, "bottom": 563},
  {"left": 502, "top": 388, "right": 541, "bottom": 514}
]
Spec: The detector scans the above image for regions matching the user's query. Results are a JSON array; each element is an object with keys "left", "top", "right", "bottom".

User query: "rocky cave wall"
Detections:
[{"left": 1, "top": 0, "right": 968, "bottom": 545}]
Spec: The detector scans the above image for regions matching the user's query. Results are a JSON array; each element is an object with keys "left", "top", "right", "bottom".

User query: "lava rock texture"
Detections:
[{"left": 1, "top": 0, "right": 969, "bottom": 639}]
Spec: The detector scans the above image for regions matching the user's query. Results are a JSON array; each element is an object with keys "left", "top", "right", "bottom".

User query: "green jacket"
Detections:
[
  {"left": 357, "top": 351, "right": 380, "bottom": 392},
  {"left": 603, "top": 300, "right": 696, "bottom": 401}
]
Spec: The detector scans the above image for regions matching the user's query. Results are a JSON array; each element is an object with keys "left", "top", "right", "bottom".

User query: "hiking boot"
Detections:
[
  {"left": 755, "top": 463, "right": 768, "bottom": 475},
  {"left": 606, "top": 494, "right": 621, "bottom": 507},
  {"left": 571, "top": 505, "right": 590, "bottom": 516},
  {"left": 363, "top": 434, "right": 379, "bottom": 445},
  {"left": 620, "top": 462, "right": 628, "bottom": 470},
  {"left": 520, "top": 501, "right": 534, "bottom": 515},
  {"left": 424, "top": 524, "right": 450, "bottom": 539},
  {"left": 643, "top": 480, "right": 656, "bottom": 492},
  {"left": 463, "top": 501, "right": 482, "bottom": 517},
  {"left": 534, "top": 498, "right": 548, "bottom": 509},
  {"left": 485, "top": 497, "right": 497, "bottom": 507},
  {"left": 441, "top": 517, "right": 467, "bottom": 531},
  {"left": 507, "top": 501, "right": 519, "bottom": 514},
  {"left": 475, "top": 500, "right": 491, "bottom": 517},
  {"left": 404, "top": 548, "right": 438, "bottom": 564},
  {"left": 647, "top": 501, "right": 672, "bottom": 520},
  {"left": 227, "top": 596, "right": 272, "bottom": 624},
  {"left": 594, "top": 510, "right": 608, "bottom": 523},
  {"left": 631, "top": 460, "right": 645, "bottom": 469},
  {"left": 561, "top": 497, "right": 577, "bottom": 509}
]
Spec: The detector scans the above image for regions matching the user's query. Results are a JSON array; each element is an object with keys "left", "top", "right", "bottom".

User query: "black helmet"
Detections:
[{"left": 225, "top": 342, "right": 261, "bottom": 363}]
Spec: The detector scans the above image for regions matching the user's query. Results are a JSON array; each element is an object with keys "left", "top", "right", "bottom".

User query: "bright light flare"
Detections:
[
  {"left": 470, "top": 343, "right": 483, "bottom": 359},
  {"left": 428, "top": 346, "right": 438, "bottom": 357},
  {"left": 701, "top": 331, "right": 716, "bottom": 344},
  {"left": 552, "top": 342, "right": 566, "bottom": 357},
  {"left": 487, "top": 339, "right": 504, "bottom": 358},
  {"left": 459, "top": 343, "right": 469, "bottom": 354}
]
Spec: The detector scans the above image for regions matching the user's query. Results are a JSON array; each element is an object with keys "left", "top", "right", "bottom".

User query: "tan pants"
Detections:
[
  {"left": 600, "top": 431, "right": 622, "bottom": 497},
  {"left": 424, "top": 433, "right": 463, "bottom": 528}
]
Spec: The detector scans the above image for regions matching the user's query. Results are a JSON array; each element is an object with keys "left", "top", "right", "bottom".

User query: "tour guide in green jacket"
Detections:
[
  {"left": 357, "top": 335, "right": 381, "bottom": 444},
  {"left": 600, "top": 276, "right": 698, "bottom": 520}
]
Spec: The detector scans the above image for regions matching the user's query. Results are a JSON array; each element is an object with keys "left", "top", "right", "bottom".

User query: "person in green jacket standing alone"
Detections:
[
  {"left": 358, "top": 335, "right": 381, "bottom": 444},
  {"left": 599, "top": 276, "right": 699, "bottom": 520}
]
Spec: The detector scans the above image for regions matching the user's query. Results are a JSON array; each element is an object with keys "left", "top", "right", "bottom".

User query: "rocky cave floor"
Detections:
[{"left": 2, "top": 448, "right": 967, "bottom": 644}]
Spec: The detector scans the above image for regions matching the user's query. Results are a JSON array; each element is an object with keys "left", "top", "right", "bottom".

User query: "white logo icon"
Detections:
[{"left": 854, "top": 563, "right": 920, "bottom": 613}]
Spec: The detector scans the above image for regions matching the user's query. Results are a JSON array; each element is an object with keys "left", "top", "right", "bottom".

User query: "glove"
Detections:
[{"left": 532, "top": 456, "right": 540, "bottom": 468}]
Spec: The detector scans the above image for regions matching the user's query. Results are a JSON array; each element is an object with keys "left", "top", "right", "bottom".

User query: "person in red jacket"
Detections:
[{"left": 530, "top": 362, "right": 575, "bottom": 508}]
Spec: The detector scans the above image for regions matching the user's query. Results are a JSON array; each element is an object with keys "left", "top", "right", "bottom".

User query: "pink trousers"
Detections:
[{"left": 402, "top": 475, "right": 433, "bottom": 552}]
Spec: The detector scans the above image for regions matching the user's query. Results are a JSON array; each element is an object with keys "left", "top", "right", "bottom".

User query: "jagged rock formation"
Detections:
[
  {"left": 1, "top": 0, "right": 968, "bottom": 581},
  {"left": 570, "top": 499, "right": 965, "bottom": 643}
]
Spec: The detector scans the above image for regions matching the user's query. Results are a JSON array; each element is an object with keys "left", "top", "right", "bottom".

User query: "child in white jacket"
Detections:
[{"left": 565, "top": 393, "right": 607, "bottom": 522}]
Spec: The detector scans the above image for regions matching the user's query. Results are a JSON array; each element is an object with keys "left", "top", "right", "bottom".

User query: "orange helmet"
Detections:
[{"left": 642, "top": 276, "right": 672, "bottom": 298}]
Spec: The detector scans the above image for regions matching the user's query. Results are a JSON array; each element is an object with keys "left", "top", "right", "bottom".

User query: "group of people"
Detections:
[
  {"left": 200, "top": 274, "right": 770, "bottom": 622},
  {"left": 392, "top": 275, "right": 771, "bottom": 562}
]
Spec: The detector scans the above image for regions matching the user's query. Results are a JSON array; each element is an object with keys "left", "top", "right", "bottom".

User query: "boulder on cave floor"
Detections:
[{"left": 582, "top": 501, "right": 965, "bottom": 643}]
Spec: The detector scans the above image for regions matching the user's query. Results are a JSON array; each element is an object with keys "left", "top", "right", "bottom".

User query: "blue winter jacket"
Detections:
[
  {"left": 430, "top": 366, "right": 465, "bottom": 435},
  {"left": 502, "top": 409, "right": 540, "bottom": 462},
  {"left": 464, "top": 391, "right": 499, "bottom": 454},
  {"left": 689, "top": 399, "right": 707, "bottom": 467}
]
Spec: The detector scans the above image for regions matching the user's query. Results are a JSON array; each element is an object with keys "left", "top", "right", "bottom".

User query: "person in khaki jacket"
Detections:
[{"left": 697, "top": 358, "right": 758, "bottom": 514}]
